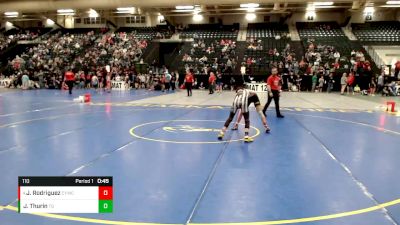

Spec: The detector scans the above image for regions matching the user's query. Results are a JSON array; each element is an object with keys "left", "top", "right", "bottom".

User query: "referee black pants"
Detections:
[
  {"left": 185, "top": 82, "right": 192, "bottom": 96},
  {"left": 66, "top": 81, "right": 74, "bottom": 95},
  {"left": 263, "top": 90, "right": 282, "bottom": 116}
]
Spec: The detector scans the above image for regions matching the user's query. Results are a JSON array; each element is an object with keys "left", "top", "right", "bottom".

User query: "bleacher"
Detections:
[
  {"left": 177, "top": 24, "right": 238, "bottom": 75},
  {"left": 247, "top": 23, "right": 289, "bottom": 39},
  {"left": 4, "top": 27, "right": 52, "bottom": 40},
  {"left": 179, "top": 24, "right": 238, "bottom": 39},
  {"left": 352, "top": 21, "right": 400, "bottom": 44},
  {"left": 117, "top": 26, "right": 172, "bottom": 40},
  {"left": 297, "top": 22, "right": 345, "bottom": 38},
  {"left": 242, "top": 23, "right": 291, "bottom": 75},
  {"left": 2, "top": 28, "right": 102, "bottom": 77},
  {"left": 0, "top": 27, "right": 56, "bottom": 70},
  {"left": 297, "top": 22, "right": 353, "bottom": 68}
]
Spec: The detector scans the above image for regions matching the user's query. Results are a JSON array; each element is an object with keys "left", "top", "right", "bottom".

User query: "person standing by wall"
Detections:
[
  {"left": 369, "top": 76, "right": 377, "bottom": 96},
  {"left": 340, "top": 73, "right": 347, "bottom": 95},
  {"left": 91, "top": 74, "right": 99, "bottom": 90},
  {"left": 21, "top": 71, "right": 30, "bottom": 90},
  {"left": 347, "top": 72, "right": 355, "bottom": 95},
  {"left": 164, "top": 72, "right": 172, "bottom": 91},
  {"left": 377, "top": 73, "right": 384, "bottom": 94},
  {"left": 263, "top": 67, "right": 284, "bottom": 118},
  {"left": 318, "top": 75, "right": 324, "bottom": 92},
  {"left": 170, "top": 73, "right": 176, "bottom": 91},
  {"left": 184, "top": 69, "right": 194, "bottom": 97},
  {"left": 327, "top": 73, "right": 335, "bottom": 93},
  {"left": 208, "top": 71, "right": 216, "bottom": 94},
  {"left": 175, "top": 70, "right": 180, "bottom": 90},
  {"left": 311, "top": 73, "right": 318, "bottom": 92},
  {"left": 395, "top": 60, "right": 400, "bottom": 78},
  {"left": 216, "top": 71, "right": 223, "bottom": 93}
]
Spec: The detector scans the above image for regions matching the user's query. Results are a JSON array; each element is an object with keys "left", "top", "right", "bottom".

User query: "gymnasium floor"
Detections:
[{"left": 0, "top": 89, "right": 399, "bottom": 225}]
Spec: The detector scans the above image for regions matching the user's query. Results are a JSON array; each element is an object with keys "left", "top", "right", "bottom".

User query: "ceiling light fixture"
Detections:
[
  {"left": 245, "top": 13, "right": 256, "bottom": 21},
  {"left": 240, "top": 3, "right": 260, "bottom": 8},
  {"left": 176, "top": 6, "right": 194, "bottom": 10},
  {"left": 386, "top": 1, "right": 400, "bottom": 4},
  {"left": 193, "top": 13, "right": 203, "bottom": 21},
  {"left": 88, "top": 9, "right": 99, "bottom": 18},
  {"left": 57, "top": 9, "right": 74, "bottom": 13},
  {"left": 4, "top": 12, "right": 19, "bottom": 16},
  {"left": 364, "top": 6, "right": 375, "bottom": 14},
  {"left": 313, "top": 2, "right": 334, "bottom": 6}
]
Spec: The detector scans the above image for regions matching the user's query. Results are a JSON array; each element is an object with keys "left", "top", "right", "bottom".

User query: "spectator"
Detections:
[
  {"left": 347, "top": 72, "right": 355, "bottom": 95},
  {"left": 327, "top": 73, "right": 335, "bottom": 93},
  {"left": 216, "top": 72, "right": 223, "bottom": 93},
  {"left": 229, "top": 77, "right": 236, "bottom": 91},
  {"left": 318, "top": 75, "right": 324, "bottom": 92},
  {"left": 377, "top": 73, "right": 384, "bottom": 94},
  {"left": 333, "top": 51, "right": 340, "bottom": 60},
  {"left": 91, "top": 74, "right": 99, "bottom": 90},
  {"left": 369, "top": 77, "right": 376, "bottom": 96},
  {"left": 341, "top": 73, "right": 347, "bottom": 95},
  {"left": 395, "top": 60, "right": 400, "bottom": 78},
  {"left": 21, "top": 72, "right": 30, "bottom": 90},
  {"left": 208, "top": 72, "right": 216, "bottom": 94},
  {"left": 164, "top": 72, "right": 172, "bottom": 91},
  {"left": 311, "top": 73, "right": 318, "bottom": 92}
]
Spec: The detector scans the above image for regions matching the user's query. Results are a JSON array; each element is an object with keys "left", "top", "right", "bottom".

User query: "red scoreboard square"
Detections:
[{"left": 99, "top": 186, "right": 113, "bottom": 200}]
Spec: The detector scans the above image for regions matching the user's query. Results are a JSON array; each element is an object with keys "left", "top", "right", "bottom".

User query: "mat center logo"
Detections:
[
  {"left": 130, "top": 120, "right": 260, "bottom": 144},
  {"left": 162, "top": 125, "right": 221, "bottom": 133}
]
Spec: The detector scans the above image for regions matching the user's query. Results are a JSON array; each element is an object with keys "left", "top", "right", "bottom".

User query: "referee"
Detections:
[
  {"left": 64, "top": 68, "right": 75, "bottom": 95},
  {"left": 263, "top": 67, "right": 284, "bottom": 118}
]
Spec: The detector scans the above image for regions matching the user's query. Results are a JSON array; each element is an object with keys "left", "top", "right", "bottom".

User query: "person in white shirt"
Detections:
[
  {"left": 240, "top": 64, "right": 246, "bottom": 75},
  {"left": 91, "top": 75, "right": 99, "bottom": 89},
  {"left": 140, "top": 74, "right": 146, "bottom": 88},
  {"left": 333, "top": 51, "right": 340, "bottom": 60},
  {"left": 199, "top": 56, "right": 208, "bottom": 64}
]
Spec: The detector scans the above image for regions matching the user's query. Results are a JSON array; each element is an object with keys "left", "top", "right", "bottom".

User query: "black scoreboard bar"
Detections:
[{"left": 18, "top": 176, "right": 113, "bottom": 186}]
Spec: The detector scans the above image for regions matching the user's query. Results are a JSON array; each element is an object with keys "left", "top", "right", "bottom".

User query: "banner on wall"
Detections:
[
  {"left": 245, "top": 83, "right": 268, "bottom": 93},
  {"left": 111, "top": 81, "right": 127, "bottom": 90},
  {"left": 0, "top": 79, "right": 11, "bottom": 88}
]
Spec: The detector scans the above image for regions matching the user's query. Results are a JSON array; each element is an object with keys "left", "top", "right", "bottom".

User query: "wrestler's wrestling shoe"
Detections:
[
  {"left": 218, "top": 132, "right": 225, "bottom": 140},
  {"left": 265, "top": 125, "right": 271, "bottom": 133},
  {"left": 244, "top": 136, "right": 254, "bottom": 143},
  {"left": 231, "top": 124, "right": 239, "bottom": 130}
]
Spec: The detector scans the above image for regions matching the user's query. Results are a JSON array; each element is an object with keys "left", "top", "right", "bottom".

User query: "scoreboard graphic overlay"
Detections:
[{"left": 18, "top": 177, "right": 113, "bottom": 213}]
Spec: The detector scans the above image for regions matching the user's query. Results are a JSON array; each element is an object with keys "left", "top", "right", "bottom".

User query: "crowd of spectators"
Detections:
[
  {"left": 0, "top": 29, "right": 46, "bottom": 52},
  {"left": 0, "top": 34, "right": 16, "bottom": 52},
  {"left": 0, "top": 29, "right": 165, "bottom": 91},
  {"left": 2, "top": 31, "right": 100, "bottom": 89},
  {"left": 1, "top": 25, "right": 399, "bottom": 96},
  {"left": 70, "top": 31, "right": 148, "bottom": 83},
  {"left": 181, "top": 39, "right": 237, "bottom": 76}
]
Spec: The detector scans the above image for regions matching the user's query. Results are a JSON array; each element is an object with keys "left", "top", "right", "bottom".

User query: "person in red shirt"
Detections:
[
  {"left": 263, "top": 67, "right": 284, "bottom": 118},
  {"left": 395, "top": 60, "right": 400, "bottom": 78},
  {"left": 208, "top": 72, "right": 216, "bottom": 94},
  {"left": 64, "top": 69, "right": 75, "bottom": 95},
  {"left": 184, "top": 69, "right": 194, "bottom": 97},
  {"left": 347, "top": 72, "right": 355, "bottom": 95}
]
